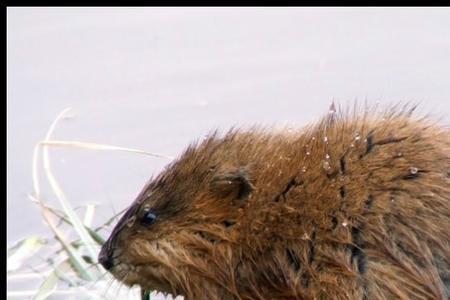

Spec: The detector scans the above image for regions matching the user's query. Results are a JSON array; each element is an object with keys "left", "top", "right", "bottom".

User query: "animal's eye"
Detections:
[{"left": 141, "top": 210, "right": 157, "bottom": 226}]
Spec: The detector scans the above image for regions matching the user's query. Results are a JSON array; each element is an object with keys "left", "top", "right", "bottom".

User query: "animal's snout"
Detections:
[{"left": 98, "top": 243, "right": 114, "bottom": 270}]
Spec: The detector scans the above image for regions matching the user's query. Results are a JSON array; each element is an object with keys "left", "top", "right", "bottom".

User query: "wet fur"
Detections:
[{"left": 100, "top": 104, "right": 450, "bottom": 300}]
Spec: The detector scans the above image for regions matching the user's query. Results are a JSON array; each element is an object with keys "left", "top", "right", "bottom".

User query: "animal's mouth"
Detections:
[
  {"left": 106, "top": 240, "right": 184, "bottom": 297},
  {"left": 109, "top": 261, "right": 182, "bottom": 297}
]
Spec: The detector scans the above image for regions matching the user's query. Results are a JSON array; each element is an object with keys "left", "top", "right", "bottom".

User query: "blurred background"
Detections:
[{"left": 7, "top": 7, "right": 450, "bottom": 299}]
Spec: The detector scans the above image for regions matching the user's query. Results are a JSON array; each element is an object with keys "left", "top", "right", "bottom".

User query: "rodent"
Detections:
[{"left": 99, "top": 105, "right": 450, "bottom": 300}]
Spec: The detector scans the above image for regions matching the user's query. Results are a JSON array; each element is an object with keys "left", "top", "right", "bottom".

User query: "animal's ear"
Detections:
[{"left": 210, "top": 168, "right": 254, "bottom": 202}]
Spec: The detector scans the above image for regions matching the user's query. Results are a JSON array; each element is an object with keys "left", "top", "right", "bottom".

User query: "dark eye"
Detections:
[{"left": 141, "top": 210, "right": 157, "bottom": 226}]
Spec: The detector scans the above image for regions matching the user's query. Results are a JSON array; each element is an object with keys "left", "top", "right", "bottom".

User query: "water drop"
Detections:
[
  {"left": 305, "top": 144, "right": 311, "bottom": 156},
  {"left": 396, "top": 152, "right": 403, "bottom": 157},
  {"left": 323, "top": 136, "right": 329, "bottom": 143},
  {"left": 409, "top": 167, "right": 418, "bottom": 174},
  {"left": 302, "top": 166, "right": 307, "bottom": 173},
  {"left": 354, "top": 132, "right": 361, "bottom": 142},
  {"left": 325, "top": 154, "right": 330, "bottom": 160},
  {"left": 342, "top": 221, "right": 348, "bottom": 227},
  {"left": 322, "top": 160, "right": 331, "bottom": 171}
]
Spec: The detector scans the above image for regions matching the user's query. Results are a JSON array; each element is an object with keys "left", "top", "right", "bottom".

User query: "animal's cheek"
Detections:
[
  {"left": 124, "top": 238, "right": 173, "bottom": 267},
  {"left": 125, "top": 238, "right": 158, "bottom": 264}
]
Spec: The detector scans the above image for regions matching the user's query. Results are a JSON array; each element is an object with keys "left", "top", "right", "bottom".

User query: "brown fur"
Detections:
[{"left": 99, "top": 105, "right": 450, "bottom": 300}]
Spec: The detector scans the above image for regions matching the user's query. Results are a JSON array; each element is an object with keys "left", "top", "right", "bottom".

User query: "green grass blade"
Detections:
[
  {"left": 34, "top": 260, "right": 73, "bottom": 300},
  {"left": 40, "top": 108, "right": 100, "bottom": 268},
  {"left": 29, "top": 194, "right": 96, "bottom": 281},
  {"left": 83, "top": 204, "right": 95, "bottom": 227},
  {"left": 7, "top": 236, "right": 46, "bottom": 272},
  {"left": 39, "top": 140, "right": 174, "bottom": 160}
]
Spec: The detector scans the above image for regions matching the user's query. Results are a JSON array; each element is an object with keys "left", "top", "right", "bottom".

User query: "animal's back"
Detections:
[{"left": 237, "top": 109, "right": 450, "bottom": 299}]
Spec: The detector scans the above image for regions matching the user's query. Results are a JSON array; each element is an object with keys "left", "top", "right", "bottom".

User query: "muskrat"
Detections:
[{"left": 99, "top": 105, "right": 450, "bottom": 300}]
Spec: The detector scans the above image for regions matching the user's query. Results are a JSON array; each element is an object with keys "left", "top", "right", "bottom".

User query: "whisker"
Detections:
[
  {"left": 102, "top": 274, "right": 118, "bottom": 298},
  {"left": 115, "top": 279, "right": 127, "bottom": 300},
  {"left": 87, "top": 270, "right": 111, "bottom": 289}
]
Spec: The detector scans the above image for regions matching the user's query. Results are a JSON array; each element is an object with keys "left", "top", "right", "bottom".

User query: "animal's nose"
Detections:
[{"left": 98, "top": 244, "right": 114, "bottom": 270}]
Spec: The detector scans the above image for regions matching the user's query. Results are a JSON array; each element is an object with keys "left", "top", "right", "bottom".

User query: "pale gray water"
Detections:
[{"left": 7, "top": 7, "right": 450, "bottom": 298}]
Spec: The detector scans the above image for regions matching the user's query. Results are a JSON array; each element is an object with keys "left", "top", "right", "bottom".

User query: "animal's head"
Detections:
[{"left": 98, "top": 131, "right": 289, "bottom": 298}]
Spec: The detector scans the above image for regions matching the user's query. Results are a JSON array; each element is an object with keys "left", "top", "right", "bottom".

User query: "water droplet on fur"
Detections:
[
  {"left": 325, "top": 154, "right": 330, "bottom": 160},
  {"left": 350, "top": 143, "right": 355, "bottom": 148},
  {"left": 322, "top": 160, "right": 331, "bottom": 171},
  {"left": 323, "top": 136, "right": 329, "bottom": 143},
  {"left": 390, "top": 198, "right": 395, "bottom": 202},
  {"left": 302, "top": 166, "right": 307, "bottom": 173},
  {"left": 305, "top": 144, "right": 311, "bottom": 156},
  {"left": 311, "top": 136, "right": 316, "bottom": 141},
  {"left": 396, "top": 152, "right": 403, "bottom": 157},
  {"left": 342, "top": 221, "right": 348, "bottom": 227},
  {"left": 354, "top": 132, "right": 361, "bottom": 142},
  {"left": 409, "top": 167, "right": 418, "bottom": 174}
]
